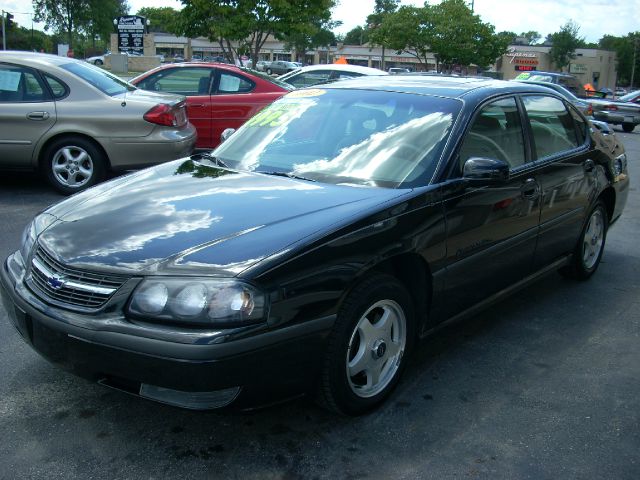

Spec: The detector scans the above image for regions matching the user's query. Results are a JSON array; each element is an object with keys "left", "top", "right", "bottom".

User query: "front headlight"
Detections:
[
  {"left": 19, "top": 213, "right": 57, "bottom": 264},
  {"left": 614, "top": 153, "right": 627, "bottom": 176},
  {"left": 127, "top": 278, "right": 267, "bottom": 326}
]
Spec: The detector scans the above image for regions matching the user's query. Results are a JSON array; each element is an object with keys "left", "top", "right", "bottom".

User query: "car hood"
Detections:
[{"left": 39, "top": 159, "right": 409, "bottom": 276}]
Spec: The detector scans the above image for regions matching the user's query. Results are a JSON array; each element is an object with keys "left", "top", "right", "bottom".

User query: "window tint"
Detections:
[
  {"left": 459, "top": 97, "right": 525, "bottom": 170},
  {"left": 522, "top": 95, "right": 579, "bottom": 160},
  {"left": 287, "top": 70, "right": 332, "bottom": 88},
  {"left": 0, "top": 65, "right": 48, "bottom": 102},
  {"left": 61, "top": 62, "right": 133, "bottom": 95},
  {"left": 217, "top": 72, "right": 254, "bottom": 94},
  {"left": 44, "top": 75, "right": 68, "bottom": 99},
  {"left": 139, "top": 67, "right": 212, "bottom": 95},
  {"left": 568, "top": 105, "right": 587, "bottom": 144}
]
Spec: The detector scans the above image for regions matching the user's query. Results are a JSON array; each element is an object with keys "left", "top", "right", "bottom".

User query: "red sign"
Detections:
[{"left": 515, "top": 65, "right": 537, "bottom": 71}]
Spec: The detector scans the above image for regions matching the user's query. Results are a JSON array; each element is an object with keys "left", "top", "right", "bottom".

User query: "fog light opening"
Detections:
[{"left": 139, "top": 383, "right": 241, "bottom": 410}]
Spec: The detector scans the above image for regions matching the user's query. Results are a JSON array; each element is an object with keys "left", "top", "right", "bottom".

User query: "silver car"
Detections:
[{"left": 0, "top": 51, "right": 196, "bottom": 194}]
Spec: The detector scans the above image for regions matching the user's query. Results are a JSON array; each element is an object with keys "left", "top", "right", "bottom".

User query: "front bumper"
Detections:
[{"left": 1, "top": 252, "right": 334, "bottom": 409}]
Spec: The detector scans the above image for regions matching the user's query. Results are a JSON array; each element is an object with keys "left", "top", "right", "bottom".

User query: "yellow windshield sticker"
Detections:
[
  {"left": 286, "top": 88, "right": 326, "bottom": 98},
  {"left": 245, "top": 103, "right": 303, "bottom": 128}
]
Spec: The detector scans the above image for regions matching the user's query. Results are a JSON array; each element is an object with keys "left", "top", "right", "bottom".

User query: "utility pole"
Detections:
[
  {"left": 2, "top": 10, "right": 6, "bottom": 50},
  {"left": 631, "top": 37, "right": 639, "bottom": 89}
]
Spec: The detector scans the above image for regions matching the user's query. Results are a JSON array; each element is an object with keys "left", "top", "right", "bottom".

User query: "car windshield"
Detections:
[
  {"left": 619, "top": 90, "right": 639, "bottom": 102},
  {"left": 213, "top": 88, "right": 460, "bottom": 188},
  {"left": 61, "top": 62, "right": 135, "bottom": 96},
  {"left": 238, "top": 67, "right": 294, "bottom": 91}
]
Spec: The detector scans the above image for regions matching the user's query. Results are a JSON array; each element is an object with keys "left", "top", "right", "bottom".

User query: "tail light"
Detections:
[
  {"left": 144, "top": 101, "right": 188, "bottom": 127},
  {"left": 604, "top": 104, "right": 618, "bottom": 111},
  {"left": 586, "top": 104, "right": 593, "bottom": 116}
]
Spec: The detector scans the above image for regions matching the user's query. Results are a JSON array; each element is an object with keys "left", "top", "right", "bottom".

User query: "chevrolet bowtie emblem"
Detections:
[{"left": 46, "top": 275, "right": 66, "bottom": 290}]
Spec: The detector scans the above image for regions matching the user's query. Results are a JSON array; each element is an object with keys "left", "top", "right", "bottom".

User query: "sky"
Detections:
[{"left": 1, "top": 0, "right": 639, "bottom": 44}]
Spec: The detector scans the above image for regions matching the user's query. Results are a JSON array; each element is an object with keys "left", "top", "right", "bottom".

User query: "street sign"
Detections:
[{"left": 116, "top": 15, "right": 145, "bottom": 55}]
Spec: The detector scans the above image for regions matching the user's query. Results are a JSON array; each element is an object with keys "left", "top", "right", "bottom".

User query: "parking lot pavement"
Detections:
[{"left": 0, "top": 129, "right": 638, "bottom": 479}]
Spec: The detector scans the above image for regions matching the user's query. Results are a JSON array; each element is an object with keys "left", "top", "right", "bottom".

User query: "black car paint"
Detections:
[{"left": 1, "top": 77, "right": 629, "bottom": 409}]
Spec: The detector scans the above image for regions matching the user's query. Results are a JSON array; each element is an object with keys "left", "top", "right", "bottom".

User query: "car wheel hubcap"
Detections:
[
  {"left": 346, "top": 299, "right": 406, "bottom": 398},
  {"left": 582, "top": 209, "right": 604, "bottom": 269},
  {"left": 52, "top": 146, "right": 94, "bottom": 188}
]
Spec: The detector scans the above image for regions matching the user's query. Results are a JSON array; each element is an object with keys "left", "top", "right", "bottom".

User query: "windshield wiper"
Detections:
[
  {"left": 197, "top": 152, "right": 230, "bottom": 169},
  {"left": 259, "top": 171, "right": 317, "bottom": 182}
]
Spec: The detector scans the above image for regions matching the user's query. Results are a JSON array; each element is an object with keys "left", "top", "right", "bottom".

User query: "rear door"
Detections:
[
  {"left": 521, "top": 95, "right": 596, "bottom": 270},
  {"left": 0, "top": 63, "right": 57, "bottom": 167}
]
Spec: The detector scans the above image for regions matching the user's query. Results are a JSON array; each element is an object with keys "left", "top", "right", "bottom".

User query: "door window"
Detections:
[
  {"left": 287, "top": 70, "right": 332, "bottom": 88},
  {"left": 459, "top": 97, "right": 526, "bottom": 171},
  {"left": 0, "top": 65, "right": 48, "bottom": 102},
  {"left": 138, "top": 67, "right": 213, "bottom": 95},
  {"left": 522, "top": 95, "right": 580, "bottom": 160},
  {"left": 217, "top": 72, "right": 254, "bottom": 94}
]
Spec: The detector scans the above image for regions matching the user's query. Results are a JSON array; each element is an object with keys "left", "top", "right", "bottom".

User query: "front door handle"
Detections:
[
  {"left": 521, "top": 177, "right": 539, "bottom": 199},
  {"left": 26, "top": 111, "right": 50, "bottom": 121}
]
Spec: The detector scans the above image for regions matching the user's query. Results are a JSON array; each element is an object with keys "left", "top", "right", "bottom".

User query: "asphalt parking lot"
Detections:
[{"left": 0, "top": 128, "right": 638, "bottom": 480}]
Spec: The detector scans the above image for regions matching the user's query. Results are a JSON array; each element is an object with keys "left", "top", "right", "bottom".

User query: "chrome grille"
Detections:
[{"left": 29, "top": 245, "right": 128, "bottom": 309}]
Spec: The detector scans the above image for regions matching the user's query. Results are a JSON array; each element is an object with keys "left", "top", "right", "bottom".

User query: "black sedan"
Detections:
[{"left": 0, "top": 77, "right": 629, "bottom": 415}]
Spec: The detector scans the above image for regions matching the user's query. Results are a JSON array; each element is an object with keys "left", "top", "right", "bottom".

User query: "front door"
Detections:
[{"left": 440, "top": 97, "right": 540, "bottom": 318}]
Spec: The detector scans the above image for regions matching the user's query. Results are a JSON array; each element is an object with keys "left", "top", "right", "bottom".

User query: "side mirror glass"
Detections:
[
  {"left": 463, "top": 157, "right": 510, "bottom": 184},
  {"left": 220, "top": 128, "right": 236, "bottom": 143}
]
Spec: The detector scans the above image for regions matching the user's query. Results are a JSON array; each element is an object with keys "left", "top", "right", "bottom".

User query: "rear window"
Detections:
[
  {"left": 238, "top": 67, "right": 294, "bottom": 91},
  {"left": 61, "top": 62, "right": 135, "bottom": 96}
]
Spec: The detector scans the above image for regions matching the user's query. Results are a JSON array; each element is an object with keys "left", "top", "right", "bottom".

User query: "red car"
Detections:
[{"left": 132, "top": 63, "right": 293, "bottom": 149}]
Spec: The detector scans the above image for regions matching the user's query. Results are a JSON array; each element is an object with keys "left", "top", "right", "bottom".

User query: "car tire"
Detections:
[
  {"left": 317, "top": 274, "right": 415, "bottom": 415},
  {"left": 94, "top": 59, "right": 103, "bottom": 66},
  {"left": 622, "top": 123, "right": 635, "bottom": 133},
  {"left": 266, "top": 68, "right": 273, "bottom": 75},
  {"left": 560, "top": 200, "right": 608, "bottom": 280},
  {"left": 42, "top": 136, "right": 106, "bottom": 195}
]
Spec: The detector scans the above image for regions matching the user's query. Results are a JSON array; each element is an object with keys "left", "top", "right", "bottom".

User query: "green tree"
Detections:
[
  {"left": 366, "top": 0, "right": 399, "bottom": 70},
  {"left": 136, "top": 6, "right": 180, "bottom": 34},
  {"left": 33, "top": 0, "right": 127, "bottom": 49},
  {"left": 176, "top": 0, "right": 335, "bottom": 66},
  {"left": 599, "top": 33, "right": 640, "bottom": 86},
  {"left": 281, "top": 19, "right": 340, "bottom": 61},
  {"left": 343, "top": 26, "right": 368, "bottom": 46},
  {"left": 520, "top": 30, "right": 541, "bottom": 45},
  {"left": 548, "top": 21, "right": 584, "bottom": 72}
]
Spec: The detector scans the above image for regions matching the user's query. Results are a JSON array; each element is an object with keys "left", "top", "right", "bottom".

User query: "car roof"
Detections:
[
  {"left": 287, "top": 64, "right": 388, "bottom": 76},
  {"left": 0, "top": 50, "right": 78, "bottom": 69},
  {"left": 318, "top": 75, "right": 556, "bottom": 100}
]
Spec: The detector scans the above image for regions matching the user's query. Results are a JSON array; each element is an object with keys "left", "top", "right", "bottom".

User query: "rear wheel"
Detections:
[
  {"left": 94, "top": 59, "right": 103, "bottom": 66},
  {"left": 317, "top": 274, "right": 415, "bottom": 415},
  {"left": 266, "top": 68, "right": 273, "bottom": 75},
  {"left": 560, "top": 201, "right": 608, "bottom": 280},
  {"left": 622, "top": 123, "right": 635, "bottom": 133},
  {"left": 42, "top": 136, "right": 106, "bottom": 194}
]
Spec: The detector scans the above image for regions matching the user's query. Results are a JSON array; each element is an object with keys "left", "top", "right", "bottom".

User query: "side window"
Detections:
[
  {"left": 0, "top": 65, "right": 48, "bottom": 102},
  {"left": 459, "top": 97, "right": 526, "bottom": 171},
  {"left": 138, "top": 67, "right": 212, "bottom": 95},
  {"left": 522, "top": 95, "right": 579, "bottom": 160},
  {"left": 217, "top": 72, "right": 254, "bottom": 94},
  {"left": 288, "top": 70, "right": 331, "bottom": 88},
  {"left": 44, "top": 75, "right": 68, "bottom": 99},
  {"left": 568, "top": 105, "right": 588, "bottom": 145}
]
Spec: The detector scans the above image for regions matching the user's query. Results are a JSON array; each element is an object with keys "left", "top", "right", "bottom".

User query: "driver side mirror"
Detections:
[
  {"left": 220, "top": 128, "right": 236, "bottom": 143},
  {"left": 463, "top": 157, "right": 510, "bottom": 184}
]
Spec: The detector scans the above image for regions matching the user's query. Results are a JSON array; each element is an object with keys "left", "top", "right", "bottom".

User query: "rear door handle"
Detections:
[
  {"left": 521, "top": 178, "right": 539, "bottom": 199},
  {"left": 26, "top": 111, "right": 50, "bottom": 121}
]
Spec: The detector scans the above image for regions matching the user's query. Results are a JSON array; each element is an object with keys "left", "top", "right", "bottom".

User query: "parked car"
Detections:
[
  {"left": 515, "top": 71, "right": 584, "bottom": 96},
  {"left": 85, "top": 54, "right": 105, "bottom": 66},
  {"left": 254, "top": 60, "right": 270, "bottom": 72},
  {"left": 388, "top": 67, "right": 410, "bottom": 74},
  {"left": 589, "top": 89, "right": 640, "bottom": 132},
  {"left": 514, "top": 79, "right": 593, "bottom": 116},
  {"left": 266, "top": 60, "right": 298, "bottom": 75},
  {"left": 131, "top": 62, "right": 294, "bottom": 149},
  {"left": 0, "top": 51, "right": 196, "bottom": 194},
  {"left": 277, "top": 64, "right": 387, "bottom": 88},
  {"left": 1, "top": 76, "right": 628, "bottom": 415}
]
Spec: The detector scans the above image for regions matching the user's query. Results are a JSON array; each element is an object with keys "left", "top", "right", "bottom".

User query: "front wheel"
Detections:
[
  {"left": 266, "top": 68, "right": 273, "bottom": 75},
  {"left": 621, "top": 123, "right": 635, "bottom": 133},
  {"left": 317, "top": 274, "right": 415, "bottom": 415},
  {"left": 94, "top": 59, "right": 103, "bottom": 66},
  {"left": 560, "top": 201, "right": 608, "bottom": 280},
  {"left": 42, "top": 136, "right": 106, "bottom": 194}
]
